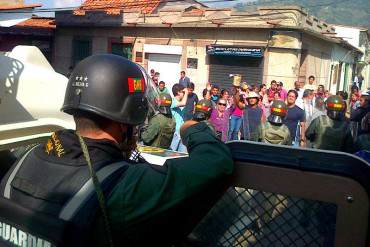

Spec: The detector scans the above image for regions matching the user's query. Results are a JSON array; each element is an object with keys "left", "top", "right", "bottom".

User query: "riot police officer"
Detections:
[
  {"left": 261, "top": 100, "right": 291, "bottom": 145},
  {"left": 192, "top": 99, "right": 217, "bottom": 138},
  {"left": 193, "top": 99, "right": 213, "bottom": 122},
  {"left": 355, "top": 112, "right": 370, "bottom": 152},
  {"left": 305, "top": 95, "right": 354, "bottom": 152},
  {"left": 0, "top": 54, "right": 233, "bottom": 246},
  {"left": 141, "top": 93, "right": 175, "bottom": 149}
]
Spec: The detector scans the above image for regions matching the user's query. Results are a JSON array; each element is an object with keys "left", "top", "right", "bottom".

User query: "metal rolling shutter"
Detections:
[{"left": 209, "top": 55, "right": 263, "bottom": 89}]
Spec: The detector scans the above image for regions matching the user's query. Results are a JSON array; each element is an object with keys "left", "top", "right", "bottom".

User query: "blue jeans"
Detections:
[
  {"left": 170, "top": 131, "right": 187, "bottom": 153},
  {"left": 228, "top": 115, "right": 243, "bottom": 141}
]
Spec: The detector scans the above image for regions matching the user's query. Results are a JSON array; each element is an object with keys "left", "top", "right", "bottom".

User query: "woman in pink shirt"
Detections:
[
  {"left": 278, "top": 81, "right": 288, "bottom": 101},
  {"left": 228, "top": 88, "right": 246, "bottom": 140}
]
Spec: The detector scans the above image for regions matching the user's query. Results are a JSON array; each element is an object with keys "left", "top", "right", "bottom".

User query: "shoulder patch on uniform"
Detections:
[{"left": 45, "top": 133, "right": 65, "bottom": 157}]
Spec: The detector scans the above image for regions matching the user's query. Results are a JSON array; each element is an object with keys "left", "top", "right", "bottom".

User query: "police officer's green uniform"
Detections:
[
  {"left": 354, "top": 113, "right": 370, "bottom": 151},
  {"left": 260, "top": 100, "right": 291, "bottom": 145},
  {"left": 305, "top": 95, "right": 354, "bottom": 152},
  {"left": 141, "top": 93, "right": 176, "bottom": 149},
  {"left": 356, "top": 134, "right": 370, "bottom": 151},
  {"left": 0, "top": 55, "right": 233, "bottom": 247}
]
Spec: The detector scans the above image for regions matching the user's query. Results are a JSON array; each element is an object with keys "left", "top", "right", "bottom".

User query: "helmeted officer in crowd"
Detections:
[
  {"left": 260, "top": 100, "right": 291, "bottom": 145},
  {"left": 305, "top": 95, "right": 354, "bottom": 152},
  {"left": 0, "top": 54, "right": 233, "bottom": 246},
  {"left": 192, "top": 99, "right": 216, "bottom": 137},
  {"left": 193, "top": 99, "right": 213, "bottom": 122},
  {"left": 355, "top": 112, "right": 370, "bottom": 161},
  {"left": 140, "top": 93, "right": 176, "bottom": 149}
]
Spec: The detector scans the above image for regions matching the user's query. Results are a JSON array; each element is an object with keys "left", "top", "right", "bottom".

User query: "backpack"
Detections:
[{"left": 0, "top": 147, "right": 128, "bottom": 247}]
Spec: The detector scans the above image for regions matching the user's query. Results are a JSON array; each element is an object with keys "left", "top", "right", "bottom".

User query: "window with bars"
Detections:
[
  {"left": 110, "top": 43, "right": 133, "bottom": 60},
  {"left": 72, "top": 38, "right": 92, "bottom": 66}
]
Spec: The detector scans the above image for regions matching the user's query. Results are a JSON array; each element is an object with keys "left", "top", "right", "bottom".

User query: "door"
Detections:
[
  {"left": 148, "top": 54, "right": 181, "bottom": 95},
  {"left": 208, "top": 55, "right": 263, "bottom": 89}
]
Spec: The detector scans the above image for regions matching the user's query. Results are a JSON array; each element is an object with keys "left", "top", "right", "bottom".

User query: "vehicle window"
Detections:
[{"left": 191, "top": 187, "right": 337, "bottom": 247}]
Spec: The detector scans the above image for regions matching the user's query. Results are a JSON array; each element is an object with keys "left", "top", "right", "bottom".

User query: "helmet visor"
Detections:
[
  {"left": 268, "top": 115, "right": 284, "bottom": 124},
  {"left": 138, "top": 65, "right": 161, "bottom": 115}
]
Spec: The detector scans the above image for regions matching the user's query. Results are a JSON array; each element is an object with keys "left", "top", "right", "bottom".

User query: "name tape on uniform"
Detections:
[{"left": 0, "top": 221, "right": 53, "bottom": 247}]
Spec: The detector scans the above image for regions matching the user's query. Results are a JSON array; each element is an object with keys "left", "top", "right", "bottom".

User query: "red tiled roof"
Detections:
[
  {"left": 16, "top": 17, "right": 55, "bottom": 29},
  {"left": 75, "top": 0, "right": 162, "bottom": 15},
  {"left": 0, "top": 4, "right": 42, "bottom": 10}
]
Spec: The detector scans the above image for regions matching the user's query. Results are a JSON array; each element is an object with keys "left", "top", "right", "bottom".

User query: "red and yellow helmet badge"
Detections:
[
  {"left": 271, "top": 107, "right": 287, "bottom": 114},
  {"left": 196, "top": 104, "right": 211, "bottom": 112},
  {"left": 128, "top": 77, "right": 145, "bottom": 93},
  {"left": 326, "top": 103, "right": 344, "bottom": 111},
  {"left": 159, "top": 99, "right": 172, "bottom": 106}
]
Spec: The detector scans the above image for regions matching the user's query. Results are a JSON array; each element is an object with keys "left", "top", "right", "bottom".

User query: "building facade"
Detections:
[
  {"left": 54, "top": 2, "right": 361, "bottom": 95},
  {"left": 332, "top": 25, "right": 369, "bottom": 92}
]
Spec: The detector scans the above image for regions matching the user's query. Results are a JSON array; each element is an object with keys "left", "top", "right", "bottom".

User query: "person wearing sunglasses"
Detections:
[{"left": 210, "top": 98, "right": 230, "bottom": 142}]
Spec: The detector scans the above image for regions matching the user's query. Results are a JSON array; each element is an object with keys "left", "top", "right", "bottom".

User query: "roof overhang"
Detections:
[{"left": 0, "top": 4, "right": 42, "bottom": 11}]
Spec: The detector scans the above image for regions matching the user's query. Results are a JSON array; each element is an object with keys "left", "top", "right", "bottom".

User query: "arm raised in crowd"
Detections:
[
  {"left": 233, "top": 89, "right": 245, "bottom": 109},
  {"left": 205, "top": 83, "right": 212, "bottom": 100},
  {"left": 175, "top": 88, "right": 189, "bottom": 107}
]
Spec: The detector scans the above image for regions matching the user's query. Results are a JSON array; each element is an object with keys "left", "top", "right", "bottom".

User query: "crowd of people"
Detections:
[{"left": 142, "top": 70, "right": 370, "bottom": 160}]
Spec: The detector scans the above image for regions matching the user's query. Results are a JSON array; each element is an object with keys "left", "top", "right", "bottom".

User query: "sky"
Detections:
[
  {"left": 25, "top": 0, "right": 83, "bottom": 8},
  {"left": 24, "top": 0, "right": 249, "bottom": 9}
]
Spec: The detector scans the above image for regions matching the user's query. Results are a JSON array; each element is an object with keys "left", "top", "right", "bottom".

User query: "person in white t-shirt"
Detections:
[
  {"left": 304, "top": 75, "right": 317, "bottom": 91},
  {"left": 294, "top": 81, "right": 304, "bottom": 108}
]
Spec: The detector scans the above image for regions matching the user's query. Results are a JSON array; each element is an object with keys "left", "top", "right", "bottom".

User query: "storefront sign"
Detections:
[{"left": 206, "top": 45, "right": 263, "bottom": 57}]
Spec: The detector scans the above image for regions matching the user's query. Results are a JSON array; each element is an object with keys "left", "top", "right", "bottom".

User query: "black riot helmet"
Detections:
[
  {"left": 193, "top": 99, "right": 213, "bottom": 121},
  {"left": 325, "top": 95, "right": 345, "bottom": 120},
  {"left": 268, "top": 100, "right": 288, "bottom": 124},
  {"left": 62, "top": 54, "right": 158, "bottom": 125},
  {"left": 157, "top": 93, "right": 172, "bottom": 115}
]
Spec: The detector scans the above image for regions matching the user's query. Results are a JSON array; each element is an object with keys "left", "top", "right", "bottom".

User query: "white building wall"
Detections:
[
  {"left": 334, "top": 26, "right": 361, "bottom": 49},
  {"left": 329, "top": 44, "right": 356, "bottom": 93}
]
